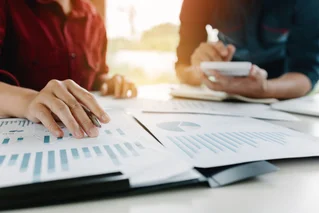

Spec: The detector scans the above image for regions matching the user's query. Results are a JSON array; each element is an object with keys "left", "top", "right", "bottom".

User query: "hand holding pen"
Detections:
[
  {"left": 24, "top": 80, "right": 110, "bottom": 139},
  {"left": 81, "top": 104, "right": 102, "bottom": 128}
]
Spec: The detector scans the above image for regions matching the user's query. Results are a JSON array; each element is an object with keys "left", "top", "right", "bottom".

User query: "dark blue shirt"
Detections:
[{"left": 177, "top": 0, "right": 319, "bottom": 88}]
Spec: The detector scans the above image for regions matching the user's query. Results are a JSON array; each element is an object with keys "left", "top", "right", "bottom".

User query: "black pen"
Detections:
[{"left": 81, "top": 104, "right": 101, "bottom": 128}]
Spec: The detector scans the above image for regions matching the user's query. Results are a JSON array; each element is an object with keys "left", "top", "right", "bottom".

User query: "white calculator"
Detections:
[{"left": 200, "top": 62, "right": 252, "bottom": 77}]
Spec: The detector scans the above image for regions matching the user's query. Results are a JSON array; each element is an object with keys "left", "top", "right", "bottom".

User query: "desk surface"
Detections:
[{"left": 5, "top": 85, "right": 319, "bottom": 213}]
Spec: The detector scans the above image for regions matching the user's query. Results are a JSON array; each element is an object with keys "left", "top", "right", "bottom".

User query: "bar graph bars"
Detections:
[
  {"left": 135, "top": 142, "right": 145, "bottom": 149},
  {"left": 104, "top": 145, "right": 120, "bottom": 166},
  {"left": 82, "top": 147, "right": 92, "bottom": 158},
  {"left": 42, "top": 135, "right": 70, "bottom": 144},
  {"left": 114, "top": 144, "right": 128, "bottom": 158},
  {"left": 0, "top": 155, "right": 5, "bottom": 166},
  {"left": 71, "top": 148, "right": 80, "bottom": 160},
  {"left": 40, "top": 128, "right": 128, "bottom": 144},
  {"left": 104, "top": 128, "right": 126, "bottom": 136},
  {"left": 0, "top": 142, "right": 146, "bottom": 182},
  {"left": 105, "top": 130, "right": 112, "bottom": 135},
  {"left": 8, "top": 154, "right": 19, "bottom": 166},
  {"left": 116, "top": 128, "right": 125, "bottom": 136},
  {"left": 124, "top": 142, "right": 139, "bottom": 156},
  {"left": 60, "top": 150, "right": 68, "bottom": 171},
  {"left": 1, "top": 137, "right": 25, "bottom": 145},
  {"left": 168, "top": 132, "right": 289, "bottom": 159},
  {"left": 0, "top": 120, "right": 33, "bottom": 145},
  {"left": 2, "top": 138, "right": 10, "bottom": 145},
  {"left": 44, "top": 136, "right": 50, "bottom": 144},
  {"left": 20, "top": 153, "right": 31, "bottom": 172},
  {"left": 47, "top": 151, "right": 55, "bottom": 173},
  {"left": 0, "top": 119, "right": 32, "bottom": 128},
  {"left": 93, "top": 146, "right": 103, "bottom": 157},
  {"left": 33, "top": 152, "right": 43, "bottom": 182}
]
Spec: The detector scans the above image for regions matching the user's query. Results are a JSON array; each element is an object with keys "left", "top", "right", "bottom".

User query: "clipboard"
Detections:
[
  {"left": 0, "top": 111, "right": 278, "bottom": 210},
  {"left": 0, "top": 161, "right": 278, "bottom": 210}
]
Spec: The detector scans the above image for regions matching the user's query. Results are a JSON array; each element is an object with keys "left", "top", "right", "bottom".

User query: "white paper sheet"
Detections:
[
  {"left": 0, "top": 110, "right": 192, "bottom": 188},
  {"left": 95, "top": 96, "right": 298, "bottom": 121},
  {"left": 142, "top": 99, "right": 298, "bottom": 121},
  {"left": 170, "top": 85, "right": 278, "bottom": 104},
  {"left": 133, "top": 113, "right": 319, "bottom": 168},
  {"left": 271, "top": 94, "right": 319, "bottom": 117}
]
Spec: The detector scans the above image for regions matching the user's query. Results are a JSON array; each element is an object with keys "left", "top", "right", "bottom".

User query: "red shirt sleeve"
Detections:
[
  {"left": 0, "top": 0, "right": 19, "bottom": 86},
  {"left": 0, "top": 70, "right": 20, "bottom": 86}
]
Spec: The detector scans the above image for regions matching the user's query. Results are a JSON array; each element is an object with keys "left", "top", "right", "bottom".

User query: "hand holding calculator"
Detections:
[{"left": 200, "top": 62, "right": 252, "bottom": 77}]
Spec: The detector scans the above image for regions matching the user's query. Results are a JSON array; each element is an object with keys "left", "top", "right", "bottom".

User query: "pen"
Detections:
[{"left": 81, "top": 104, "right": 101, "bottom": 128}]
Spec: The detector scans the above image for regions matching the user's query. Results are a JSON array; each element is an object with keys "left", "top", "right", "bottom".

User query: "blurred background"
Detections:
[
  {"left": 91, "top": 1, "right": 318, "bottom": 92},
  {"left": 106, "top": 0, "right": 182, "bottom": 85},
  {"left": 91, "top": 0, "right": 217, "bottom": 86}
]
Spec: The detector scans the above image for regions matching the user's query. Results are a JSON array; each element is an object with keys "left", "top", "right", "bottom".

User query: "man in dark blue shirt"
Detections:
[{"left": 176, "top": 0, "right": 319, "bottom": 99}]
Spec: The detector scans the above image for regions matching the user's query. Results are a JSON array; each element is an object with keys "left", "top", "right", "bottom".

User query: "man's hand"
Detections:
[
  {"left": 176, "top": 41, "right": 236, "bottom": 86},
  {"left": 191, "top": 41, "right": 236, "bottom": 66},
  {"left": 100, "top": 75, "right": 138, "bottom": 99},
  {"left": 23, "top": 80, "right": 110, "bottom": 139},
  {"left": 202, "top": 65, "right": 269, "bottom": 98}
]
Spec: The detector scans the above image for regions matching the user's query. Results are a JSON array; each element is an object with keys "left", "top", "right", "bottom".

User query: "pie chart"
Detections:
[{"left": 156, "top": 121, "right": 201, "bottom": 132}]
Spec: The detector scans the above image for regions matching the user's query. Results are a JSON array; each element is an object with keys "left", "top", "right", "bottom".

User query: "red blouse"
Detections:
[{"left": 0, "top": 0, "right": 109, "bottom": 91}]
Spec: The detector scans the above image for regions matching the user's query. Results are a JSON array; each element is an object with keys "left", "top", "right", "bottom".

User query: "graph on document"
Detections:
[
  {"left": 0, "top": 141, "right": 147, "bottom": 184},
  {"left": 166, "top": 131, "right": 289, "bottom": 159},
  {"left": 0, "top": 119, "right": 34, "bottom": 145},
  {"left": 0, "top": 111, "right": 166, "bottom": 187},
  {"left": 0, "top": 118, "right": 131, "bottom": 145},
  {"left": 158, "top": 119, "right": 294, "bottom": 160},
  {"left": 0, "top": 119, "right": 74, "bottom": 145},
  {"left": 134, "top": 113, "right": 319, "bottom": 168}
]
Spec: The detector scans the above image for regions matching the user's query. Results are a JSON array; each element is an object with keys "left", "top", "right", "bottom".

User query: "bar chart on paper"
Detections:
[
  {"left": 0, "top": 111, "right": 159, "bottom": 147},
  {"left": 0, "top": 111, "right": 193, "bottom": 189},
  {"left": 166, "top": 131, "right": 289, "bottom": 158},
  {"left": 134, "top": 113, "right": 319, "bottom": 168},
  {"left": 34, "top": 126, "right": 129, "bottom": 144},
  {"left": 0, "top": 141, "right": 147, "bottom": 186},
  {"left": 0, "top": 113, "right": 156, "bottom": 187},
  {"left": 0, "top": 118, "right": 132, "bottom": 145},
  {"left": 33, "top": 124, "right": 74, "bottom": 144},
  {"left": 104, "top": 128, "right": 126, "bottom": 136},
  {"left": 0, "top": 119, "right": 33, "bottom": 129},
  {"left": 0, "top": 119, "right": 33, "bottom": 145},
  {"left": 0, "top": 119, "right": 72, "bottom": 145}
]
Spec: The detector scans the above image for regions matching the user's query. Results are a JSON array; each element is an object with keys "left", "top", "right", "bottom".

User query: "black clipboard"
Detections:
[{"left": 0, "top": 161, "right": 278, "bottom": 210}]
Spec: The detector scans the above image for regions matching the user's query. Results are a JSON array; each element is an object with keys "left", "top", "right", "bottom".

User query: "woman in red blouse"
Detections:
[{"left": 0, "top": 0, "right": 137, "bottom": 138}]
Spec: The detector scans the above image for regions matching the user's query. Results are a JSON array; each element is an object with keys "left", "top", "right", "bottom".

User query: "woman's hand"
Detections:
[
  {"left": 100, "top": 75, "right": 138, "bottom": 99},
  {"left": 203, "top": 65, "right": 269, "bottom": 98},
  {"left": 24, "top": 79, "right": 110, "bottom": 139}
]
